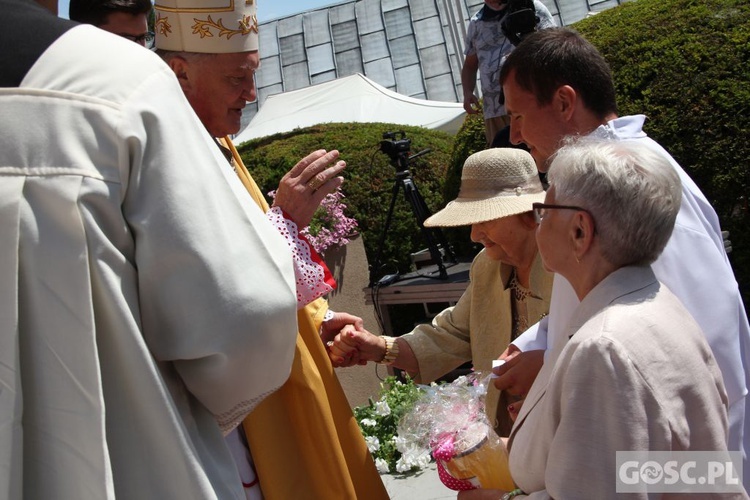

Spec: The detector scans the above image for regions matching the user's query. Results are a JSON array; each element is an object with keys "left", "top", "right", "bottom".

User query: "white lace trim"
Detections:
[{"left": 266, "top": 207, "right": 334, "bottom": 307}]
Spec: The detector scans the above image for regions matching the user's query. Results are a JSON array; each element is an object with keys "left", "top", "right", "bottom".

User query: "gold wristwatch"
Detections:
[{"left": 377, "top": 336, "right": 399, "bottom": 365}]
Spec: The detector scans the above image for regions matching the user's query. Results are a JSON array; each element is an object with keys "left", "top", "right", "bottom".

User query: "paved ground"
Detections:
[{"left": 381, "top": 462, "right": 455, "bottom": 499}]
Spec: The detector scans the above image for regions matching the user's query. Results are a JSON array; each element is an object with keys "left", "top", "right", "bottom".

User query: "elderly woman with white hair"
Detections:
[{"left": 461, "top": 138, "right": 735, "bottom": 499}]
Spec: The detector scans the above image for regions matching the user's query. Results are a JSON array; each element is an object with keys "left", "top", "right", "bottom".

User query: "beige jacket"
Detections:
[
  {"left": 401, "top": 249, "right": 553, "bottom": 428},
  {"left": 509, "top": 266, "right": 731, "bottom": 498}
]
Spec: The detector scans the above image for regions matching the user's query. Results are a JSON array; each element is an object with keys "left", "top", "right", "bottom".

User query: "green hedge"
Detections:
[
  {"left": 236, "top": 123, "right": 462, "bottom": 281},
  {"left": 239, "top": 0, "right": 749, "bottom": 304},
  {"left": 443, "top": 0, "right": 750, "bottom": 304}
]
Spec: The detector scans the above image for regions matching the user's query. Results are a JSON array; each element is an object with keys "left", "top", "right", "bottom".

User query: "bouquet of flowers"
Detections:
[
  {"left": 353, "top": 376, "right": 430, "bottom": 474},
  {"left": 397, "top": 373, "right": 514, "bottom": 491}
]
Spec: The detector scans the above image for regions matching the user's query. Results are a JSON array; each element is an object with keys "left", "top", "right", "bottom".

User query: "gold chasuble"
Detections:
[{"left": 220, "top": 138, "right": 388, "bottom": 500}]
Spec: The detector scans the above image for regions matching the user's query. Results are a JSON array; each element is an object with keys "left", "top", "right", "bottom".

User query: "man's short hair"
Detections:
[
  {"left": 499, "top": 27, "right": 617, "bottom": 120},
  {"left": 69, "top": 0, "right": 152, "bottom": 26}
]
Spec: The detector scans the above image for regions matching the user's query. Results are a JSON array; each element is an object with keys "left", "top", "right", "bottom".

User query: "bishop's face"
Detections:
[{"left": 179, "top": 51, "right": 259, "bottom": 138}]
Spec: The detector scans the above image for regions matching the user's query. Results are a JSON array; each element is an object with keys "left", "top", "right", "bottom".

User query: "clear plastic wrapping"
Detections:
[{"left": 397, "top": 373, "right": 515, "bottom": 491}]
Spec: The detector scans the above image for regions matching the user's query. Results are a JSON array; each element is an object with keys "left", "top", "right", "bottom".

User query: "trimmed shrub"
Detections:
[
  {"left": 444, "top": 0, "right": 750, "bottom": 304},
  {"left": 575, "top": 0, "right": 750, "bottom": 304}
]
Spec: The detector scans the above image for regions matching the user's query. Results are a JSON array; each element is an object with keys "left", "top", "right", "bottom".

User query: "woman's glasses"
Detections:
[{"left": 532, "top": 202, "right": 596, "bottom": 227}]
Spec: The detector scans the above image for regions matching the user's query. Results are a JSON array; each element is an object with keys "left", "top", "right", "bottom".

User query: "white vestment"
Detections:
[
  {"left": 0, "top": 25, "right": 298, "bottom": 499},
  {"left": 513, "top": 115, "right": 750, "bottom": 484}
]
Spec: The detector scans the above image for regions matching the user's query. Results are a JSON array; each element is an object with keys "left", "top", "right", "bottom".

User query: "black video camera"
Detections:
[
  {"left": 501, "top": 0, "right": 539, "bottom": 46},
  {"left": 380, "top": 131, "right": 411, "bottom": 160}
]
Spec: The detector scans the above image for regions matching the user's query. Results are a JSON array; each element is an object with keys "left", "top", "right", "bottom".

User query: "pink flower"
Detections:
[{"left": 269, "top": 188, "right": 358, "bottom": 254}]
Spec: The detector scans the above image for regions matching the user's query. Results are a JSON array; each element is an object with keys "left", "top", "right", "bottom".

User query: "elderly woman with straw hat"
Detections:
[
  {"left": 461, "top": 138, "right": 734, "bottom": 499},
  {"left": 330, "top": 148, "right": 553, "bottom": 435}
]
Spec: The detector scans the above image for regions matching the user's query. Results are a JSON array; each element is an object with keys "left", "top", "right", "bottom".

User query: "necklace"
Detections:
[
  {"left": 508, "top": 272, "right": 534, "bottom": 303},
  {"left": 509, "top": 269, "right": 539, "bottom": 338}
]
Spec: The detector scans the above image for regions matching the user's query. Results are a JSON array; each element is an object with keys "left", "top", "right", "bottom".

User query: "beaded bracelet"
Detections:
[{"left": 501, "top": 489, "right": 524, "bottom": 500}]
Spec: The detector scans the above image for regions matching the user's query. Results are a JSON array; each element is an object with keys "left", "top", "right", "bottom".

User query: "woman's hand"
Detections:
[
  {"left": 320, "top": 311, "right": 363, "bottom": 344},
  {"left": 493, "top": 348, "right": 544, "bottom": 397},
  {"left": 327, "top": 326, "right": 385, "bottom": 367}
]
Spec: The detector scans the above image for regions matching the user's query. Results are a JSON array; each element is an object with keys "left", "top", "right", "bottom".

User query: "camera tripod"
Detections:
[{"left": 369, "top": 141, "right": 457, "bottom": 286}]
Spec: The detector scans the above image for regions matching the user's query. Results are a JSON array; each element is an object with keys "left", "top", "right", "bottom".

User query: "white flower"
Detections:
[
  {"left": 374, "top": 400, "right": 391, "bottom": 416},
  {"left": 375, "top": 457, "right": 390, "bottom": 474},
  {"left": 395, "top": 456, "right": 411, "bottom": 473},
  {"left": 396, "top": 447, "right": 432, "bottom": 473},
  {"left": 394, "top": 435, "right": 409, "bottom": 453},
  {"left": 365, "top": 435, "right": 380, "bottom": 453},
  {"left": 416, "top": 451, "right": 432, "bottom": 468},
  {"left": 360, "top": 418, "right": 377, "bottom": 428}
]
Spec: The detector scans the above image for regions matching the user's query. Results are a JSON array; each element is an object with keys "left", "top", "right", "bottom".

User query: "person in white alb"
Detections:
[{"left": 0, "top": 1, "right": 298, "bottom": 498}]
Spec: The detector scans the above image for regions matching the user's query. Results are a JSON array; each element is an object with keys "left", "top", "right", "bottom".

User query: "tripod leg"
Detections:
[
  {"left": 369, "top": 180, "right": 402, "bottom": 286},
  {"left": 401, "top": 178, "right": 450, "bottom": 279},
  {"left": 404, "top": 180, "right": 458, "bottom": 264}
]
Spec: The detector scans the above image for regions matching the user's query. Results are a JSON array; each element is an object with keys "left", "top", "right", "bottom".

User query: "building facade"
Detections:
[{"left": 242, "top": 0, "right": 626, "bottom": 131}]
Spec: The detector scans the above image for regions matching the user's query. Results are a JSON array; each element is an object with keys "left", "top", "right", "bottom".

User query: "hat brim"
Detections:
[{"left": 424, "top": 192, "right": 546, "bottom": 227}]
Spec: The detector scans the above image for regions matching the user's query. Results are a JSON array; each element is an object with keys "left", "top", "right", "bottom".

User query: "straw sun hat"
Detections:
[{"left": 424, "top": 148, "right": 545, "bottom": 227}]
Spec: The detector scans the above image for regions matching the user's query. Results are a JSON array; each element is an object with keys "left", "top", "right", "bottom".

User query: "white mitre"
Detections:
[{"left": 154, "top": 0, "right": 259, "bottom": 53}]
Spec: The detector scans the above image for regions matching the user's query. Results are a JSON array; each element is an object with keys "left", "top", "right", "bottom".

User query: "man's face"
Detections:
[
  {"left": 99, "top": 12, "right": 150, "bottom": 47},
  {"left": 503, "top": 70, "right": 569, "bottom": 172},
  {"left": 484, "top": 0, "right": 507, "bottom": 11},
  {"left": 180, "top": 52, "right": 259, "bottom": 137}
]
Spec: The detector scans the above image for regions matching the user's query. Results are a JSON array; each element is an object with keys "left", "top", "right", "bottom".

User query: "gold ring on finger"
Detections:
[{"left": 308, "top": 177, "right": 323, "bottom": 191}]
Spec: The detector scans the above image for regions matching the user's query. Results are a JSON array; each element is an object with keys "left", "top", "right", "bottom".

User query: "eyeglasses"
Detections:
[
  {"left": 119, "top": 31, "right": 155, "bottom": 49},
  {"left": 532, "top": 202, "right": 596, "bottom": 227}
]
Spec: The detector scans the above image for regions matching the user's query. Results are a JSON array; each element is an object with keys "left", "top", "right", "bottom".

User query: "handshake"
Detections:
[
  {"left": 325, "top": 323, "right": 394, "bottom": 368},
  {"left": 322, "top": 319, "right": 547, "bottom": 426}
]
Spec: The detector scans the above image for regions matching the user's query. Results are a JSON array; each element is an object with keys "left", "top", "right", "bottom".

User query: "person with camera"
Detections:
[{"left": 461, "top": 0, "right": 555, "bottom": 147}]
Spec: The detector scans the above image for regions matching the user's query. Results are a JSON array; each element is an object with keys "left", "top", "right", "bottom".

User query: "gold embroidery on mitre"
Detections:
[
  {"left": 155, "top": 12, "right": 172, "bottom": 36},
  {"left": 192, "top": 13, "right": 257, "bottom": 39},
  {"left": 238, "top": 14, "right": 257, "bottom": 34}
]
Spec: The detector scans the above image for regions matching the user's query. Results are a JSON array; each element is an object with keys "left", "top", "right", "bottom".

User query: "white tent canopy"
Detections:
[{"left": 233, "top": 73, "right": 467, "bottom": 145}]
